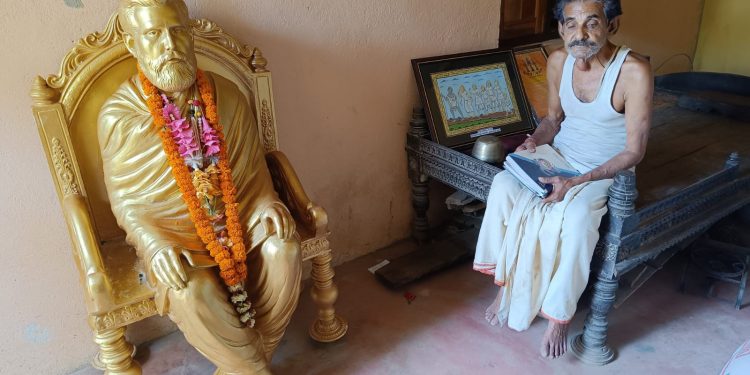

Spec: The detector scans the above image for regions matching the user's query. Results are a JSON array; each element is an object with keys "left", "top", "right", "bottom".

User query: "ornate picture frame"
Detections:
[
  {"left": 412, "top": 49, "right": 535, "bottom": 149},
  {"left": 513, "top": 45, "right": 550, "bottom": 125}
]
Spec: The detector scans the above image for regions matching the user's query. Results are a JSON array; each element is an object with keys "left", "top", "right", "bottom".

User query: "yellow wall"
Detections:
[
  {"left": 694, "top": 0, "right": 750, "bottom": 76},
  {"left": 612, "top": 0, "right": 704, "bottom": 74},
  {"left": 0, "top": 1, "right": 500, "bottom": 373}
]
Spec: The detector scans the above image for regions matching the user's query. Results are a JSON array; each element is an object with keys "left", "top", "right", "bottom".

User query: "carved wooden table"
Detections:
[{"left": 405, "top": 85, "right": 750, "bottom": 364}]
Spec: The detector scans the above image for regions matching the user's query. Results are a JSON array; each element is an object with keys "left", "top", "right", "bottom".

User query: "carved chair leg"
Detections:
[
  {"left": 571, "top": 273, "right": 619, "bottom": 365},
  {"left": 309, "top": 250, "right": 348, "bottom": 342},
  {"left": 93, "top": 327, "right": 141, "bottom": 375}
]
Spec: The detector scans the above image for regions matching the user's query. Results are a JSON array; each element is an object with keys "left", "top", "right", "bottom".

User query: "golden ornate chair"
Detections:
[{"left": 31, "top": 14, "right": 347, "bottom": 374}]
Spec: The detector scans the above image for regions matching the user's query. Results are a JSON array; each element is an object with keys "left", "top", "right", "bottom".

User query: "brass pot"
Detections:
[{"left": 471, "top": 135, "right": 505, "bottom": 164}]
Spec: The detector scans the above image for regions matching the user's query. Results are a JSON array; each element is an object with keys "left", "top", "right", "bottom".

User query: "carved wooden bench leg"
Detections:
[
  {"left": 410, "top": 175, "right": 430, "bottom": 244},
  {"left": 93, "top": 326, "right": 141, "bottom": 375},
  {"left": 570, "top": 272, "right": 618, "bottom": 365},
  {"left": 309, "top": 250, "right": 348, "bottom": 342},
  {"left": 572, "top": 171, "right": 635, "bottom": 365},
  {"left": 736, "top": 254, "right": 749, "bottom": 310},
  {"left": 406, "top": 106, "right": 430, "bottom": 244}
]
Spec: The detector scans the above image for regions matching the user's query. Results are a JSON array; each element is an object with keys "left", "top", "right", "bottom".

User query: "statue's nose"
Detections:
[{"left": 162, "top": 31, "right": 176, "bottom": 51}]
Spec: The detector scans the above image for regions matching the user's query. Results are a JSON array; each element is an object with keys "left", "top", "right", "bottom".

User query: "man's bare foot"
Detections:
[
  {"left": 484, "top": 287, "right": 504, "bottom": 326},
  {"left": 540, "top": 319, "right": 569, "bottom": 358}
]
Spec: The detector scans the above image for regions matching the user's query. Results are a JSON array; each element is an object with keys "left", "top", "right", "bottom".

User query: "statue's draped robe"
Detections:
[
  {"left": 99, "top": 72, "right": 301, "bottom": 374},
  {"left": 473, "top": 47, "right": 632, "bottom": 331}
]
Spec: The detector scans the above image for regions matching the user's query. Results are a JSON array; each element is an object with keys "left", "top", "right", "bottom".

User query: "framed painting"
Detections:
[
  {"left": 513, "top": 45, "right": 549, "bottom": 124},
  {"left": 412, "top": 49, "right": 535, "bottom": 149}
]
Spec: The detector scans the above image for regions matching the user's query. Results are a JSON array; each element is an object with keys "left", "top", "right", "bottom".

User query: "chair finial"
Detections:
[
  {"left": 252, "top": 48, "right": 268, "bottom": 73},
  {"left": 31, "top": 76, "right": 58, "bottom": 106}
]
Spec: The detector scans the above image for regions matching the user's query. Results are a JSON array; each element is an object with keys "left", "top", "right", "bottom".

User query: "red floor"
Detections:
[{"left": 73, "top": 240, "right": 750, "bottom": 374}]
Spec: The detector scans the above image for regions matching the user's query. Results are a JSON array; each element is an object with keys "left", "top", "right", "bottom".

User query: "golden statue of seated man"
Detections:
[{"left": 98, "top": 1, "right": 301, "bottom": 373}]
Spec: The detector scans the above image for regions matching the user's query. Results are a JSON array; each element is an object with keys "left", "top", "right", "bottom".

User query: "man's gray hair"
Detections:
[
  {"left": 554, "top": 0, "right": 622, "bottom": 23},
  {"left": 119, "top": 0, "right": 190, "bottom": 32}
]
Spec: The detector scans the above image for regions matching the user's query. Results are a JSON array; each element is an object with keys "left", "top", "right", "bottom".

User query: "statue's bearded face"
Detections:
[
  {"left": 558, "top": 1, "right": 610, "bottom": 61},
  {"left": 125, "top": 4, "right": 197, "bottom": 93}
]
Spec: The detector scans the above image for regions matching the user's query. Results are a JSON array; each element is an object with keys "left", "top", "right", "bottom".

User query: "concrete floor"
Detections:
[{"left": 73, "top": 241, "right": 750, "bottom": 374}]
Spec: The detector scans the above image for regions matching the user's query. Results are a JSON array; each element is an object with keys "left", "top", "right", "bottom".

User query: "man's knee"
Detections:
[
  {"left": 489, "top": 171, "right": 521, "bottom": 200},
  {"left": 491, "top": 170, "right": 516, "bottom": 187},
  {"left": 562, "top": 209, "right": 597, "bottom": 236},
  {"left": 564, "top": 196, "right": 607, "bottom": 230}
]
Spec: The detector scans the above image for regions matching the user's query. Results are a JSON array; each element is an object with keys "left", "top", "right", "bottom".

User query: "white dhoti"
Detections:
[
  {"left": 473, "top": 171, "right": 612, "bottom": 331},
  {"left": 474, "top": 45, "right": 635, "bottom": 331}
]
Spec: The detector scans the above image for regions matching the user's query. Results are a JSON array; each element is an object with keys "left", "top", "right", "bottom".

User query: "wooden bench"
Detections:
[{"left": 405, "top": 73, "right": 750, "bottom": 365}]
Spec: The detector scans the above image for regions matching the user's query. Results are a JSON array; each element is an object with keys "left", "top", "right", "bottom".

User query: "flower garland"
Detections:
[{"left": 139, "top": 67, "right": 254, "bottom": 327}]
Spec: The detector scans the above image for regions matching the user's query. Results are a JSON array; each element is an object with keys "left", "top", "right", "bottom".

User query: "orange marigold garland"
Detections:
[
  {"left": 197, "top": 72, "right": 248, "bottom": 279},
  {"left": 139, "top": 67, "right": 254, "bottom": 327}
]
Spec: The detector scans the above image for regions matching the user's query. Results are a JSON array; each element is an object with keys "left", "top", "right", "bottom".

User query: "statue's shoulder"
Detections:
[
  {"left": 203, "top": 70, "right": 248, "bottom": 108},
  {"left": 100, "top": 74, "right": 148, "bottom": 118},
  {"left": 97, "top": 74, "right": 149, "bottom": 145}
]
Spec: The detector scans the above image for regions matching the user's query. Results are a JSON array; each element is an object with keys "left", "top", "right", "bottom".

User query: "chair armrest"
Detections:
[
  {"left": 266, "top": 151, "right": 328, "bottom": 238},
  {"left": 62, "top": 194, "right": 115, "bottom": 314}
]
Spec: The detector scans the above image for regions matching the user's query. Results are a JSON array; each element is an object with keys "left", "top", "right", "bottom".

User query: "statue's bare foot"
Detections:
[
  {"left": 484, "top": 287, "right": 504, "bottom": 326},
  {"left": 540, "top": 319, "right": 569, "bottom": 358}
]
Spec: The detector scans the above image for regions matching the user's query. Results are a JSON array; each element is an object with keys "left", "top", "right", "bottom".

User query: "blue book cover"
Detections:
[{"left": 507, "top": 153, "right": 580, "bottom": 197}]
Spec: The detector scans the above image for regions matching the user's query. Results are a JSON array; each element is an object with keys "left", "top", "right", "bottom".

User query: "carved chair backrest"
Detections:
[{"left": 32, "top": 14, "right": 280, "bottom": 244}]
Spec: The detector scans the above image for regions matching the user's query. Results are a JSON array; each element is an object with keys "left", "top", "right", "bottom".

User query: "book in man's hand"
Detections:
[{"left": 503, "top": 144, "right": 580, "bottom": 198}]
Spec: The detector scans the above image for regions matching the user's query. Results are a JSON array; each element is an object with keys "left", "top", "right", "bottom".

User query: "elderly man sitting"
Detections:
[{"left": 473, "top": 0, "right": 653, "bottom": 359}]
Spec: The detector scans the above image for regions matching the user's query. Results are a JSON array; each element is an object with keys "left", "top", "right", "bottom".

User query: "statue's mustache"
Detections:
[
  {"left": 568, "top": 39, "right": 599, "bottom": 49},
  {"left": 154, "top": 52, "right": 192, "bottom": 72}
]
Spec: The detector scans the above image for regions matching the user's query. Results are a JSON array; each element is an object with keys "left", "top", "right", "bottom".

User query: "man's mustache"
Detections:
[{"left": 568, "top": 39, "right": 599, "bottom": 49}]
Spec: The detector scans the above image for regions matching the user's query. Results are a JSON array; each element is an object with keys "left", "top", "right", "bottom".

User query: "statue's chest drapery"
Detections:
[{"left": 99, "top": 72, "right": 277, "bottom": 254}]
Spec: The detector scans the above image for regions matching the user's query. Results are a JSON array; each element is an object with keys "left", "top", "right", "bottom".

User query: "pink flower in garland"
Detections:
[
  {"left": 162, "top": 97, "right": 181, "bottom": 121},
  {"left": 161, "top": 95, "right": 199, "bottom": 159},
  {"left": 201, "top": 116, "right": 221, "bottom": 156},
  {"left": 176, "top": 128, "right": 200, "bottom": 157}
]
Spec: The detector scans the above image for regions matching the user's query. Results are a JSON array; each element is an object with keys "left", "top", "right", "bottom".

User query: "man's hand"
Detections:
[
  {"left": 260, "top": 202, "right": 295, "bottom": 241},
  {"left": 515, "top": 137, "right": 537, "bottom": 153},
  {"left": 152, "top": 247, "right": 188, "bottom": 290},
  {"left": 539, "top": 176, "right": 577, "bottom": 204}
]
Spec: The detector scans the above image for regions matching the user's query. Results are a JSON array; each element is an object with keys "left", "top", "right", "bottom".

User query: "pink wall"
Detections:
[
  {"left": 0, "top": 1, "right": 500, "bottom": 373},
  {"left": 0, "top": 0, "right": 706, "bottom": 372}
]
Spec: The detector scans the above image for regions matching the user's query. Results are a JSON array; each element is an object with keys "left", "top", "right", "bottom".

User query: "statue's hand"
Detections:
[
  {"left": 260, "top": 202, "right": 295, "bottom": 241},
  {"left": 151, "top": 247, "right": 188, "bottom": 290}
]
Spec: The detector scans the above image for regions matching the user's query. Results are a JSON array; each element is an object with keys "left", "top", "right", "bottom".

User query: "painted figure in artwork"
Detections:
[
  {"left": 473, "top": 0, "right": 652, "bottom": 358},
  {"left": 459, "top": 84, "right": 475, "bottom": 117},
  {"left": 443, "top": 86, "right": 464, "bottom": 120},
  {"left": 485, "top": 81, "right": 498, "bottom": 113},
  {"left": 471, "top": 83, "right": 485, "bottom": 116},
  {"left": 479, "top": 85, "right": 495, "bottom": 115},
  {"left": 98, "top": 0, "right": 302, "bottom": 373},
  {"left": 492, "top": 80, "right": 504, "bottom": 112}
]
